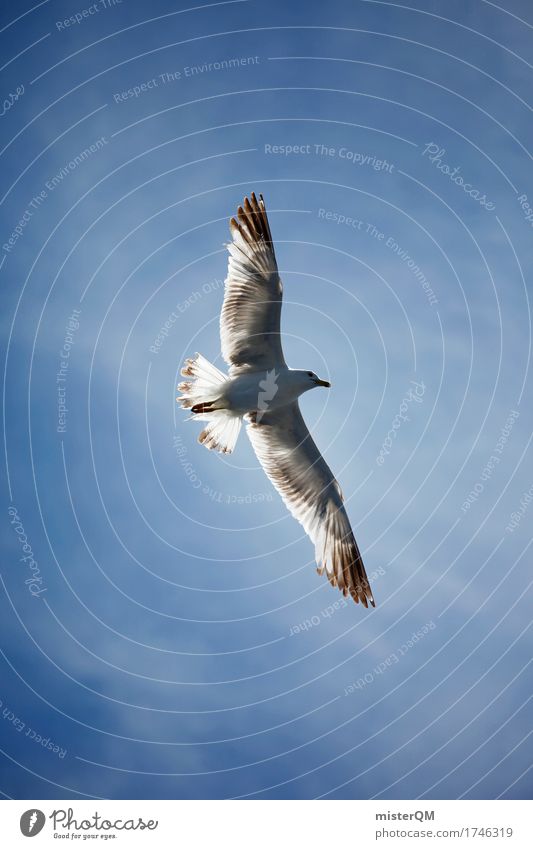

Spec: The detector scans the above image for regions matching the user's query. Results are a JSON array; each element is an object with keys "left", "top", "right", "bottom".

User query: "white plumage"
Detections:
[{"left": 177, "top": 193, "right": 374, "bottom": 607}]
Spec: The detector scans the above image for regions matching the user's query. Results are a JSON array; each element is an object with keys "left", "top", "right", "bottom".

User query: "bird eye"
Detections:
[{"left": 307, "top": 372, "right": 313, "bottom": 377}]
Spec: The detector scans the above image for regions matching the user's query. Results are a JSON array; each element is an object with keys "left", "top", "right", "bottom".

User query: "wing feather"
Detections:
[
  {"left": 246, "top": 403, "right": 375, "bottom": 607},
  {"left": 221, "top": 193, "right": 285, "bottom": 373}
]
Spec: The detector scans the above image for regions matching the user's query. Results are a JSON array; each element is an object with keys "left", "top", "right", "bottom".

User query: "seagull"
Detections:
[{"left": 177, "top": 193, "right": 375, "bottom": 607}]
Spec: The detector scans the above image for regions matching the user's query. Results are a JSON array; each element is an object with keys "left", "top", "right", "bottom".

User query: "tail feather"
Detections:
[
  {"left": 176, "top": 352, "right": 242, "bottom": 454},
  {"left": 198, "top": 412, "right": 242, "bottom": 453},
  {"left": 180, "top": 352, "right": 227, "bottom": 385}
]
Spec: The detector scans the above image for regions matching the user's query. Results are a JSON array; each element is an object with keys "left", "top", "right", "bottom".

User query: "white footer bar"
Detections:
[{"left": 1, "top": 799, "right": 530, "bottom": 848}]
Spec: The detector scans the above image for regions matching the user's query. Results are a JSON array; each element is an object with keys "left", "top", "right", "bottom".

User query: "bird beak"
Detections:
[{"left": 315, "top": 378, "right": 331, "bottom": 388}]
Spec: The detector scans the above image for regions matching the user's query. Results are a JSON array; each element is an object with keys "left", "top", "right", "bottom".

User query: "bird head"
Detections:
[{"left": 299, "top": 370, "right": 331, "bottom": 390}]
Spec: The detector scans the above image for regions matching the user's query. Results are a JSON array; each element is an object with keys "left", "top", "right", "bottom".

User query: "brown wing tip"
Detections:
[
  {"left": 351, "top": 578, "right": 376, "bottom": 608},
  {"left": 229, "top": 192, "right": 273, "bottom": 246},
  {"left": 324, "top": 548, "right": 376, "bottom": 608},
  {"left": 357, "top": 588, "right": 376, "bottom": 608},
  {"left": 348, "top": 590, "right": 375, "bottom": 608}
]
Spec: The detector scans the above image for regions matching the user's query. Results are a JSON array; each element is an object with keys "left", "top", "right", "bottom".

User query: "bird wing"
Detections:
[
  {"left": 221, "top": 192, "right": 285, "bottom": 373},
  {"left": 246, "top": 402, "right": 375, "bottom": 606}
]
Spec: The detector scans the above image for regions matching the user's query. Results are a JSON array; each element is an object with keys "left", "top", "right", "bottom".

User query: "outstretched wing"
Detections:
[
  {"left": 221, "top": 192, "right": 285, "bottom": 373},
  {"left": 246, "top": 403, "right": 375, "bottom": 607}
]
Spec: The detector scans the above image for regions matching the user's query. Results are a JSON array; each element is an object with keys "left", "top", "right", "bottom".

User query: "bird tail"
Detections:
[{"left": 176, "top": 353, "right": 242, "bottom": 454}]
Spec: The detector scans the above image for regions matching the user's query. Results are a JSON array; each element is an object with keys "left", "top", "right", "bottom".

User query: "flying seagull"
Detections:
[{"left": 177, "top": 193, "right": 375, "bottom": 607}]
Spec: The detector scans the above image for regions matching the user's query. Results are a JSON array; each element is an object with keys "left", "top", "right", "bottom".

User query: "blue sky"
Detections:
[{"left": 1, "top": 0, "right": 532, "bottom": 800}]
